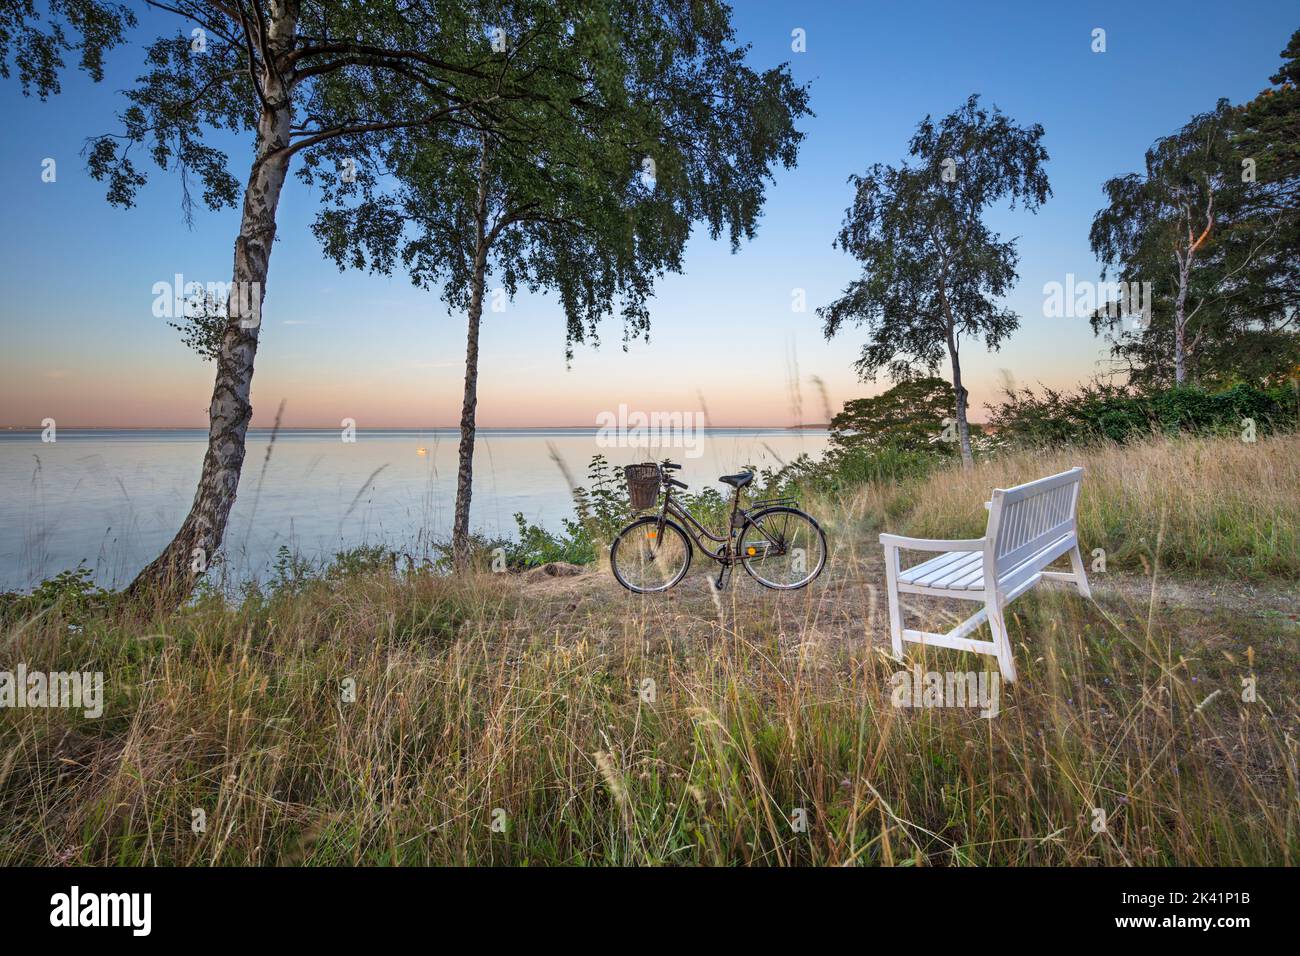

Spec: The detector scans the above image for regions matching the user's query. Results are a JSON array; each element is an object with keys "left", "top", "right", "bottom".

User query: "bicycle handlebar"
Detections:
[
  {"left": 666, "top": 477, "right": 688, "bottom": 490},
  {"left": 661, "top": 460, "right": 682, "bottom": 470}
]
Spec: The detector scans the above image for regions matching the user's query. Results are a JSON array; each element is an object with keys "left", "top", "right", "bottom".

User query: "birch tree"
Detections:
[
  {"left": 4, "top": 1, "right": 605, "bottom": 603},
  {"left": 1094, "top": 35, "right": 1300, "bottom": 387},
  {"left": 818, "top": 95, "right": 1049, "bottom": 467},
  {"left": 311, "top": 3, "right": 809, "bottom": 569},
  {"left": 1090, "top": 102, "right": 1243, "bottom": 386}
]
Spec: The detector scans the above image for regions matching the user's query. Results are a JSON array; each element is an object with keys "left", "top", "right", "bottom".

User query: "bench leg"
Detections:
[
  {"left": 987, "top": 599, "right": 1017, "bottom": 683},
  {"left": 1069, "top": 544, "right": 1092, "bottom": 599},
  {"left": 883, "top": 545, "right": 904, "bottom": 659}
]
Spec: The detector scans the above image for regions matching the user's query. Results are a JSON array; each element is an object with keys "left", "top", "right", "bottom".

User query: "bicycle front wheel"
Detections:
[
  {"left": 738, "top": 506, "right": 827, "bottom": 589},
  {"left": 610, "top": 516, "right": 693, "bottom": 593}
]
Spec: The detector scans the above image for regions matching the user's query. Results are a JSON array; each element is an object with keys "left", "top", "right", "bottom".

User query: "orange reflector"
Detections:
[
  {"left": 646, "top": 530, "right": 657, "bottom": 538},
  {"left": 747, "top": 547, "right": 757, "bottom": 556}
]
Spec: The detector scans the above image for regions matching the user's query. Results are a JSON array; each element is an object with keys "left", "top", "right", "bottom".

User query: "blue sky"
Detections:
[{"left": 0, "top": 1, "right": 1293, "bottom": 427}]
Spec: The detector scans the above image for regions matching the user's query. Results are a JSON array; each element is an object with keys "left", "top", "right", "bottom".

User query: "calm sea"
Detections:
[{"left": 0, "top": 428, "right": 829, "bottom": 591}]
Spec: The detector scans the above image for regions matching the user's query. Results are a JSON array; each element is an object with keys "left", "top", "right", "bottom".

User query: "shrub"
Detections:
[
  {"left": 0, "top": 563, "right": 113, "bottom": 624},
  {"left": 987, "top": 381, "right": 1298, "bottom": 446},
  {"left": 829, "top": 377, "right": 961, "bottom": 455},
  {"left": 500, "top": 514, "right": 596, "bottom": 569}
]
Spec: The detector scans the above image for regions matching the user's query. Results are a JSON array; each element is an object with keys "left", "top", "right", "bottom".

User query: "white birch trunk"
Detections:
[{"left": 127, "top": 4, "right": 298, "bottom": 603}]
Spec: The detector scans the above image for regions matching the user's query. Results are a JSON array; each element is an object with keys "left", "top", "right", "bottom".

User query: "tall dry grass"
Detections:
[
  {"left": 0, "top": 432, "right": 1296, "bottom": 865},
  {"left": 827, "top": 431, "right": 1300, "bottom": 579}
]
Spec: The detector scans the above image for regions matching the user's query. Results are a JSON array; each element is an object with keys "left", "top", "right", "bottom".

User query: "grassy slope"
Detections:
[{"left": 1, "top": 433, "right": 1296, "bottom": 865}]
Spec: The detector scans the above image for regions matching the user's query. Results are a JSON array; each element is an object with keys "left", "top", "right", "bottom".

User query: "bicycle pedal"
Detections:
[{"left": 713, "top": 565, "right": 733, "bottom": 591}]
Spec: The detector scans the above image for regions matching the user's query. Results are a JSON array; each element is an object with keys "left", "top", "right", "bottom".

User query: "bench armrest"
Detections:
[{"left": 879, "top": 533, "right": 986, "bottom": 552}]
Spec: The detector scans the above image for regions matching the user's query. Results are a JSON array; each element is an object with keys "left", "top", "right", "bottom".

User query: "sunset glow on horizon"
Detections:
[{"left": 2, "top": 2, "right": 1289, "bottom": 430}]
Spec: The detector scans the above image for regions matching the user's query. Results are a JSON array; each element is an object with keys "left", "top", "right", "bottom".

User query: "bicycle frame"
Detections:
[{"left": 656, "top": 482, "right": 748, "bottom": 565}]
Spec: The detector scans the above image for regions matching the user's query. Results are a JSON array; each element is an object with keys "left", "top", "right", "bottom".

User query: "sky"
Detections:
[{"left": 0, "top": 1, "right": 1294, "bottom": 428}]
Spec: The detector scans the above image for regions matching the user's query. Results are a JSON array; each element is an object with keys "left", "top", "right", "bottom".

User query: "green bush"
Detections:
[
  {"left": 987, "top": 381, "right": 1298, "bottom": 446},
  {"left": 500, "top": 514, "right": 596, "bottom": 569},
  {"left": 325, "top": 544, "right": 400, "bottom": 579},
  {"left": 0, "top": 563, "right": 113, "bottom": 623},
  {"left": 829, "top": 377, "right": 962, "bottom": 455},
  {"left": 571, "top": 454, "right": 635, "bottom": 541}
]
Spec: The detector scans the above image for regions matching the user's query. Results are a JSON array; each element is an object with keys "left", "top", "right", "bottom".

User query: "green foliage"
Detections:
[
  {"left": 677, "top": 486, "right": 733, "bottom": 532},
  {"left": 1233, "top": 27, "right": 1300, "bottom": 380},
  {"left": 571, "top": 454, "right": 633, "bottom": 541},
  {"left": 430, "top": 517, "right": 594, "bottom": 572},
  {"left": 1239, "top": 29, "right": 1300, "bottom": 181},
  {"left": 234, "top": 544, "right": 405, "bottom": 601},
  {"left": 30, "top": 564, "right": 107, "bottom": 606},
  {"left": 305, "top": 2, "right": 809, "bottom": 571},
  {"left": 0, "top": 564, "right": 112, "bottom": 624},
  {"left": 267, "top": 546, "right": 320, "bottom": 596},
  {"left": 165, "top": 291, "right": 227, "bottom": 362},
  {"left": 313, "top": 1, "right": 811, "bottom": 357},
  {"left": 79, "top": 3, "right": 602, "bottom": 221},
  {"left": 0, "top": 0, "right": 135, "bottom": 98},
  {"left": 756, "top": 380, "right": 982, "bottom": 499},
  {"left": 500, "top": 515, "right": 596, "bottom": 569},
  {"left": 986, "top": 381, "right": 1299, "bottom": 446},
  {"left": 830, "top": 377, "right": 959, "bottom": 454},
  {"left": 325, "top": 545, "right": 400, "bottom": 580},
  {"left": 86, "top": 25, "right": 250, "bottom": 217},
  {"left": 1090, "top": 64, "right": 1300, "bottom": 387}
]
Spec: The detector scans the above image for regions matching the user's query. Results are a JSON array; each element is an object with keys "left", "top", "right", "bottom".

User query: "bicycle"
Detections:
[{"left": 609, "top": 459, "right": 828, "bottom": 593}]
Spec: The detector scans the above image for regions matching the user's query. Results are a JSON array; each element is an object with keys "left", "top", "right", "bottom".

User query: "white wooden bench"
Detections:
[{"left": 880, "top": 467, "right": 1091, "bottom": 682}]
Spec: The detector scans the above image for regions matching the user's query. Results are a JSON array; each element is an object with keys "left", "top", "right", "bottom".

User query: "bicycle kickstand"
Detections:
[{"left": 712, "top": 562, "right": 733, "bottom": 592}]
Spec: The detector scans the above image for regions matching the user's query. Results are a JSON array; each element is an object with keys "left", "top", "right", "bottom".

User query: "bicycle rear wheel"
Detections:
[
  {"left": 738, "top": 506, "right": 827, "bottom": 589},
  {"left": 610, "top": 516, "right": 693, "bottom": 593}
]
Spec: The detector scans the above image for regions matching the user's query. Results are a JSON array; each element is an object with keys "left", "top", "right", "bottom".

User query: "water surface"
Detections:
[{"left": 0, "top": 428, "right": 829, "bottom": 590}]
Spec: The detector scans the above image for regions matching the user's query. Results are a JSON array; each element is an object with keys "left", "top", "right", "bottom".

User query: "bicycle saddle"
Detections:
[{"left": 718, "top": 471, "right": 754, "bottom": 489}]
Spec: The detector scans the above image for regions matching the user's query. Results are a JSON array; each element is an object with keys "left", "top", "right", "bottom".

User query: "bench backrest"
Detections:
[{"left": 986, "top": 467, "right": 1083, "bottom": 577}]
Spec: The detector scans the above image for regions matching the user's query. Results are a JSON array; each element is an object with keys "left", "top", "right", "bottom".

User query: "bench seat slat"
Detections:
[
  {"left": 898, "top": 549, "right": 971, "bottom": 580},
  {"left": 949, "top": 564, "right": 987, "bottom": 590},
  {"left": 899, "top": 549, "right": 971, "bottom": 578},
  {"left": 900, "top": 550, "right": 982, "bottom": 588},
  {"left": 931, "top": 556, "right": 984, "bottom": 588}
]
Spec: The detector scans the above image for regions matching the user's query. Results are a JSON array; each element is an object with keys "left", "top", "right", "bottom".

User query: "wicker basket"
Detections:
[{"left": 624, "top": 463, "right": 662, "bottom": 510}]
